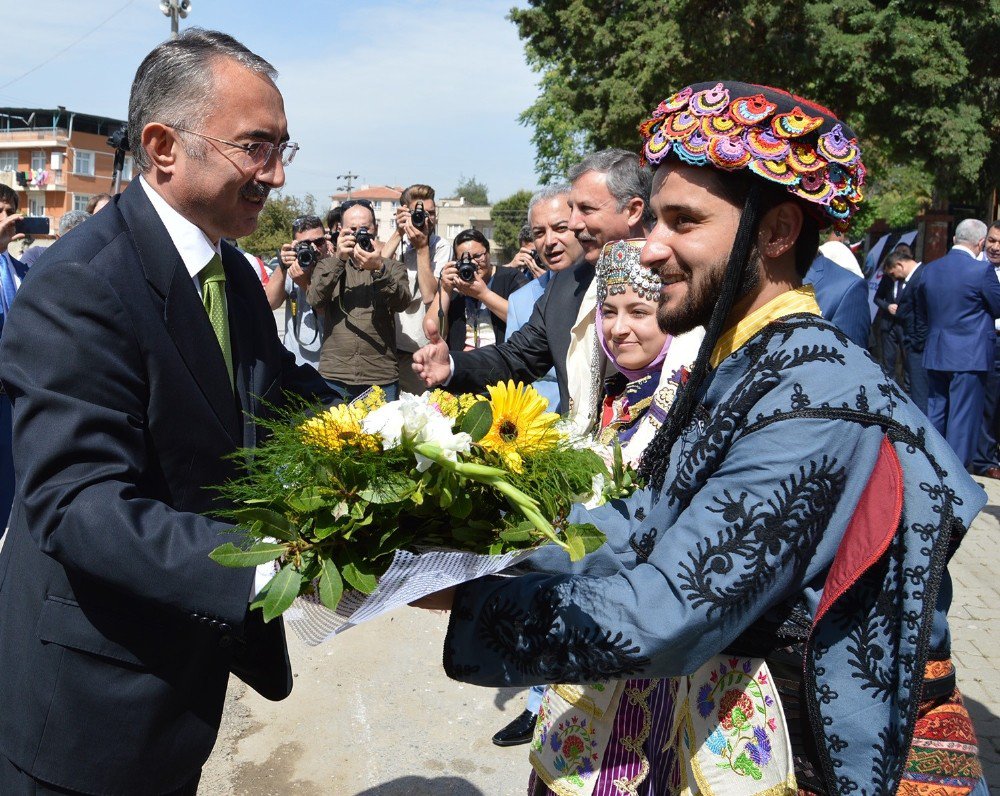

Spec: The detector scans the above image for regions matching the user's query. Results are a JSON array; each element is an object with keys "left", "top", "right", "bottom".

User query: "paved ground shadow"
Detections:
[
  {"left": 963, "top": 695, "right": 998, "bottom": 783},
  {"left": 493, "top": 685, "right": 528, "bottom": 712},
  {"left": 352, "top": 776, "right": 485, "bottom": 795}
]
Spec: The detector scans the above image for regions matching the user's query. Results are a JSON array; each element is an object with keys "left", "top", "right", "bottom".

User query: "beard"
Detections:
[{"left": 655, "top": 250, "right": 760, "bottom": 336}]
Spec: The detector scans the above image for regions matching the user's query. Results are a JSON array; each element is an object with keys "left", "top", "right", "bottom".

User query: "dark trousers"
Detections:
[
  {"left": 905, "top": 346, "right": 930, "bottom": 415},
  {"left": 0, "top": 755, "right": 200, "bottom": 795},
  {"left": 927, "top": 369, "right": 988, "bottom": 468},
  {"left": 880, "top": 322, "right": 907, "bottom": 386},
  {"left": 971, "top": 335, "right": 1000, "bottom": 473}
]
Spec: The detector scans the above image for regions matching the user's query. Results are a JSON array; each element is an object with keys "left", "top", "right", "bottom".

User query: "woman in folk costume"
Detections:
[{"left": 436, "top": 81, "right": 987, "bottom": 796}]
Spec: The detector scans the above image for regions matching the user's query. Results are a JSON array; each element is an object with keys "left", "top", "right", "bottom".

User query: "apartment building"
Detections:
[{"left": 0, "top": 107, "right": 133, "bottom": 235}]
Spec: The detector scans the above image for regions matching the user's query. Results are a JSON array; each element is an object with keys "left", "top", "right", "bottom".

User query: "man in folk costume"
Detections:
[{"left": 430, "top": 82, "right": 987, "bottom": 794}]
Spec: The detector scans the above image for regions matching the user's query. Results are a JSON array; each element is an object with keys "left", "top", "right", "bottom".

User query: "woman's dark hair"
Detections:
[{"left": 452, "top": 228, "right": 490, "bottom": 257}]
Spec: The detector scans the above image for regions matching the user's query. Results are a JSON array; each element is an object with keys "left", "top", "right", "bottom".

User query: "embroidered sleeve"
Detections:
[{"left": 444, "top": 416, "right": 886, "bottom": 687}]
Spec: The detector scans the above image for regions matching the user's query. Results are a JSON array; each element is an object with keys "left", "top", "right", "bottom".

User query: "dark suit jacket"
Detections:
[
  {"left": 0, "top": 181, "right": 334, "bottom": 793},
  {"left": 915, "top": 248, "right": 1000, "bottom": 372},
  {"left": 803, "top": 254, "right": 871, "bottom": 347},
  {"left": 449, "top": 257, "right": 594, "bottom": 413},
  {"left": 894, "top": 265, "right": 929, "bottom": 352},
  {"left": 445, "top": 266, "right": 528, "bottom": 352},
  {"left": 873, "top": 270, "right": 903, "bottom": 330}
]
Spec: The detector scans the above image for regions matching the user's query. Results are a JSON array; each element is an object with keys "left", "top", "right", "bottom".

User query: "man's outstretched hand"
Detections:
[{"left": 413, "top": 321, "right": 451, "bottom": 387}]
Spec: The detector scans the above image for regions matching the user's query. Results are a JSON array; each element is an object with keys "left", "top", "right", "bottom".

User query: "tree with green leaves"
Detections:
[
  {"left": 509, "top": 0, "right": 1000, "bottom": 223},
  {"left": 238, "top": 193, "right": 316, "bottom": 258},
  {"left": 491, "top": 190, "right": 533, "bottom": 260},
  {"left": 454, "top": 175, "right": 490, "bottom": 206}
]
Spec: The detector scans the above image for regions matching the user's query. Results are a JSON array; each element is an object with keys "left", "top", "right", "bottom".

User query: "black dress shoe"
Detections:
[{"left": 492, "top": 709, "right": 538, "bottom": 747}]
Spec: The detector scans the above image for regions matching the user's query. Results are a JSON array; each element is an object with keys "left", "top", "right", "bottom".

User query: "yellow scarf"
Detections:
[{"left": 710, "top": 285, "right": 821, "bottom": 369}]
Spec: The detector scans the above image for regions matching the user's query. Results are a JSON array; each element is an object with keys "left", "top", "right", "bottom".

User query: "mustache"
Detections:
[
  {"left": 575, "top": 231, "right": 597, "bottom": 243},
  {"left": 240, "top": 180, "right": 270, "bottom": 202}
]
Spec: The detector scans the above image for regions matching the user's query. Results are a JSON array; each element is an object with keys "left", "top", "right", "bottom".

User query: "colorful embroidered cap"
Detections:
[
  {"left": 596, "top": 239, "right": 661, "bottom": 307},
  {"left": 638, "top": 81, "right": 865, "bottom": 230}
]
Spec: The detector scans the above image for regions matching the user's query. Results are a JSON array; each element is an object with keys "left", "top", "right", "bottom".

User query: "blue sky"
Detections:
[{"left": 0, "top": 0, "right": 542, "bottom": 206}]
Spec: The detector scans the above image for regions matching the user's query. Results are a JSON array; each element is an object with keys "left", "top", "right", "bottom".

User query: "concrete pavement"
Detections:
[{"left": 202, "top": 477, "right": 1000, "bottom": 795}]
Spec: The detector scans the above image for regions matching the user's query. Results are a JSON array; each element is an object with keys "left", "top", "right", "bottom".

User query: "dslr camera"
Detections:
[
  {"left": 457, "top": 252, "right": 478, "bottom": 283},
  {"left": 293, "top": 240, "right": 318, "bottom": 268},
  {"left": 354, "top": 226, "right": 375, "bottom": 253},
  {"left": 410, "top": 201, "right": 427, "bottom": 229}
]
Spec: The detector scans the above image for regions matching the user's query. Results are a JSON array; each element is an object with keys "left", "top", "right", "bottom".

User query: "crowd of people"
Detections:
[{"left": 0, "top": 27, "right": 993, "bottom": 796}]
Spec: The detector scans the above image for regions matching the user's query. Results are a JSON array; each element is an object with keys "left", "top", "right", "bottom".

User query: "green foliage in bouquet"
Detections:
[{"left": 210, "top": 382, "right": 638, "bottom": 621}]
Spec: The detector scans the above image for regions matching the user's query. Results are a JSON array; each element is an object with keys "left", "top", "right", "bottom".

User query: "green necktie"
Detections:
[{"left": 199, "top": 254, "right": 234, "bottom": 388}]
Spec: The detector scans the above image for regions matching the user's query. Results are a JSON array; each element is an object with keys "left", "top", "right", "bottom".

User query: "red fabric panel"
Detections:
[{"left": 814, "top": 436, "right": 904, "bottom": 626}]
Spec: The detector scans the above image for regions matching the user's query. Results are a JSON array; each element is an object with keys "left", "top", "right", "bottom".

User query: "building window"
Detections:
[
  {"left": 481, "top": 226, "right": 494, "bottom": 240},
  {"left": 31, "top": 151, "right": 46, "bottom": 172},
  {"left": 0, "top": 152, "right": 17, "bottom": 172},
  {"left": 120, "top": 156, "right": 133, "bottom": 182},
  {"left": 73, "top": 194, "right": 92, "bottom": 212},
  {"left": 28, "top": 198, "right": 45, "bottom": 217},
  {"left": 447, "top": 224, "right": 463, "bottom": 238},
  {"left": 73, "top": 150, "right": 95, "bottom": 176}
]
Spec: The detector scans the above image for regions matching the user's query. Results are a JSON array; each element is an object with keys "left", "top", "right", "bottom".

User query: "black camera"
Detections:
[
  {"left": 457, "top": 252, "right": 478, "bottom": 283},
  {"left": 293, "top": 240, "right": 318, "bottom": 268},
  {"left": 532, "top": 249, "right": 544, "bottom": 268},
  {"left": 354, "top": 225, "right": 375, "bottom": 253},
  {"left": 410, "top": 201, "right": 427, "bottom": 229}
]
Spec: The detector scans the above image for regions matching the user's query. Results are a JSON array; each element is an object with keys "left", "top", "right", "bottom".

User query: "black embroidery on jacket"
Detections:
[{"left": 629, "top": 527, "right": 658, "bottom": 564}]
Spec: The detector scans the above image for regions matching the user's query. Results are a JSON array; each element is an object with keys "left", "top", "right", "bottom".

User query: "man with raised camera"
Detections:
[
  {"left": 307, "top": 199, "right": 411, "bottom": 401},
  {"left": 265, "top": 214, "right": 330, "bottom": 366},
  {"left": 381, "top": 184, "right": 450, "bottom": 394},
  {"left": 424, "top": 228, "right": 528, "bottom": 353}
]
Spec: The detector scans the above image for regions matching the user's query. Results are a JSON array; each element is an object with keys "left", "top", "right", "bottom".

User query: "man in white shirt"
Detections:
[{"left": 381, "top": 183, "right": 450, "bottom": 394}]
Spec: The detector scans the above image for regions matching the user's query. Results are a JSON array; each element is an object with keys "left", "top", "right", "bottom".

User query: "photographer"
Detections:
[
  {"left": 265, "top": 214, "right": 329, "bottom": 366},
  {"left": 425, "top": 228, "right": 527, "bottom": 352},
  {"left": 307, "top": 199, "right": 411, "bottom": 401},
  {"left": 381, "top": 184, "right": 450, "bottom": 394},
  {"left": 505, "top": 223, "right": 546, "bottom": 280}
]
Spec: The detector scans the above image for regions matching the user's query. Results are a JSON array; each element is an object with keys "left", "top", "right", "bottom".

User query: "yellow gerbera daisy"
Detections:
[
  {"left": 478, "top": 380, "right": 560, "bottom": 472},
  {"left": 300, "top": 403, "right": 380, "bottom": 453}
]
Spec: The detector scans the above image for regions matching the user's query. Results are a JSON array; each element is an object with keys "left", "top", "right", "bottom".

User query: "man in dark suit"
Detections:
[
  {"left": 915, "top": 218, "right": 1000, "bottom": 467},
  {"left": 872, "top": 250, "right": 906, "bottom": 379},
  {"left": 0, "top": 30, "right": 333, "bottom": 794},
  {"left": 414, "top": 149, "right": 651, "bottom": 427},
  {"left": 887, "top": 248, "right": 930, "bottom": 413},
  {"left": 970, "top": 220, "right": 1000, "bottom": 478},
  {"left": 803, "top": 252, "right": 871, "bottom": 347}
]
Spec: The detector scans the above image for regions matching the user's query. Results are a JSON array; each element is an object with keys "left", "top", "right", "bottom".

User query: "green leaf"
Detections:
[
  {"left": 341, "top": 560, "right": 379, "bottom": 594},
  {"left": 359, "top": 473, "right": 415, "bottom": 505},
  {"left": 564, "top": 534, "right": 586, "bottom": 562},
  {"left": 285, "top": 487, "right": 329, "bottom": 513},
  {"left": 261, "top": 564, "right": 303, "bottom": 622},
  {"left": 210, "top": 541, "right": 286, "bottom": 568},
  {"left": 565, "top": 523, "right": 606, "bottom": 555},
  {"left": 318, "top": 558, "right": 344, "bottom": 611},
  {"left": 461, "top": 401, "right": 493, "bottom": 441},
  {"left": 449, "top": 489, "right": 473, "bottom": 519},
  {"left": 232, "top": 507, "right": 297, "bottom": 542},
  {"left": 499, "top": 527, "right": 533, "bottom": 543}
]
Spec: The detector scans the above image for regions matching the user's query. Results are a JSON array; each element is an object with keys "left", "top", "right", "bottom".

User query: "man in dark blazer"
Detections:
[
  {"left": 803, "top": 252, "right": 871, "bottom": 347},
  {"left": 0, "top": 30, "right": 333, "bottom": 795},
  {"left": 414, "top": 149, "right": 651, "bottom": 422},
  {"left": 872, "top": 253, "right": 906, "bottom": 378},
  {"left": 887, "top": 248, "right": 930, "bottom": 413},
  {"left": 915, "top": 218, "right": 1000, "bottom": 467}
]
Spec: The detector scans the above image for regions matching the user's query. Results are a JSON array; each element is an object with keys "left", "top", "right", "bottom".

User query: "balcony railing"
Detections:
[{"left": 0, "top": 127, "right": 69, "bottom": 143}]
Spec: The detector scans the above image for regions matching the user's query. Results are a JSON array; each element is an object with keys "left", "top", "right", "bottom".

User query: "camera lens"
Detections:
[
  {"left": 411, "top": 201, "right": 427, "bottom": 229},
  {"left": 294, "top": 241, "right": 317, "bottom": 268},
  {"left": 355, "top": 226, "right": 375, "bottom": 253},
  {"left": 457, "top": 253, "right": 477, "bottom": 283}
]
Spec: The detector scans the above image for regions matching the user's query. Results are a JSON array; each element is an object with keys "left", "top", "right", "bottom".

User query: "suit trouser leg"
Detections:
[
  {"left": 0, "top": 754, "right": 201, "bottom": 796},
  {"left": 971, "top": 335, "right": 1000, "bottom": 473},
  {"left": 945, "top": 370, "right": 988, "bottom": 468},
  {"left": 926, "top": 369, "right": 950, "bottom": 438},
  {"left": 905, "top": 349, "right": 930, "bottom": 415}
]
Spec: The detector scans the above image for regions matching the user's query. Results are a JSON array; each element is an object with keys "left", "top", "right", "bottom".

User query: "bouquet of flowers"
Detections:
[{"left": 210, "top": 381, "right": 639, "bottom": 622}]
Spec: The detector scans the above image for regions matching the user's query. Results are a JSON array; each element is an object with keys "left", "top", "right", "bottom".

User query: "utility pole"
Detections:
[
  {"left": 159, "top": 0, "right": 192, "bottom": 37},
  {"left": 337, "top": 172, "right": 359, "bottom": 199}
]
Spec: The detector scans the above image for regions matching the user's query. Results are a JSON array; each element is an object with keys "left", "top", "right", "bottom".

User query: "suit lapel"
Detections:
[{"left": 117, "top": 182, "right": 241, "bottom": 443}]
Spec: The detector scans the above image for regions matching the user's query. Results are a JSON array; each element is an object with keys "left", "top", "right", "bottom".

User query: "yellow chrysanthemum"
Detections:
[
  {"left": 300, "top": 403, "right": 380, "bottom": 452},
  {"left": 354, "top": 385, "right": 387, "bottom": 415},
  {"left": 429, "top": 389, "right": 480, "bottom": 420},
  {"left": 478, "top": 381, "right": 560, "bottom": 472}
]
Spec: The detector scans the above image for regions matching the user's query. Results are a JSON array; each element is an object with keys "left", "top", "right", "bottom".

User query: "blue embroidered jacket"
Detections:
[{"left": 443, "top": 314, "right": 985, "bottom": 794}]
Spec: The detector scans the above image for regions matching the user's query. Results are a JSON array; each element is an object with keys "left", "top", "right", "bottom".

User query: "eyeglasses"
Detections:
[
  {"left": 169, "top": 125, "right": 299, "bottom": 167},
  {"left": 468, "top": 251, "right": 489, "bottom": 263}
]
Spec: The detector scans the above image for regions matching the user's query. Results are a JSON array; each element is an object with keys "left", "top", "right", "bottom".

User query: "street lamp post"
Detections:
[{"left": 159, "top": 0, "right": 192, "bottom": 37}]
